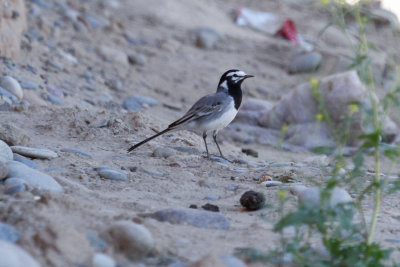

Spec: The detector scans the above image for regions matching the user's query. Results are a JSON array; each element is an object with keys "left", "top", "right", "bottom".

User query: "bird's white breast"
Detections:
[{"left": 202, "top": 100, "right": 237, "bottom": 132}]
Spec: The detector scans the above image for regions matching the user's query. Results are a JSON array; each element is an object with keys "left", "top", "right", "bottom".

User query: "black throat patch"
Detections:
[{"left": 228, "top": 82, "right": 242, "bottom": 110}]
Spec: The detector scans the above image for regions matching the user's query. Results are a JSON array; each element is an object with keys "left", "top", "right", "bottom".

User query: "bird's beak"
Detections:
[{"left": 244, "top": 75, "right": 254, "bottom": 79}]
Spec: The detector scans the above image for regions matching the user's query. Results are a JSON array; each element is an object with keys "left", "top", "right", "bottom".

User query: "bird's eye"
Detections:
[{"left": 233, "top": 74, "right": 238, "bottom": 77}]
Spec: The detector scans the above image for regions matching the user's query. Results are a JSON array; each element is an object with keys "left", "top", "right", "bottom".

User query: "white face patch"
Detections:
[
  {"left": 226, "top": 70, "right": 247, "bottom": 83},
  {"left": 219, "top": 80, "right": 228, "bottom": 90}
]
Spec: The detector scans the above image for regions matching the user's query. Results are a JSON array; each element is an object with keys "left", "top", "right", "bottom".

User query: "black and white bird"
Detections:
[{"left": 127, "top": 69, "right": 254, "bottom": 159}]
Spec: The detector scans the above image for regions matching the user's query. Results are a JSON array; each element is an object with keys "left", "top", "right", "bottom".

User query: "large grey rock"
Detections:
[
  {"left": 6, "top": 161, "right": 63, "bottom": 192},
  {"left": 0, "top": 123, "right": 31, "bottom": 146},
  {"left": 150, "top": 208, "right": 230, "bottom": 230},
  {"left": 0, "top": 240, "right": 41, "bottom": 267},
  {"left": 260, "top": 71, "right": 367, "bottom": 129},
  {"left": 103, "top": 221, "right": 154, "bottom": 260},
  {"left": 11, "top": 146, "right": 58, "bottom": 159},
  {"left": 0, "top": 140, "right": 13, "bottom": 163}
]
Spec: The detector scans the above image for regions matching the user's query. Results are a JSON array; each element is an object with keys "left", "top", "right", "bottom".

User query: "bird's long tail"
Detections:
[{"left": 127, "top": 128, "right": 171, "bottom": 153}]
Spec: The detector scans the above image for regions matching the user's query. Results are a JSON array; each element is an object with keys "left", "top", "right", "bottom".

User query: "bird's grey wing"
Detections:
[{"left": 168, "top": 92, "right": 229, "bottom": 128}]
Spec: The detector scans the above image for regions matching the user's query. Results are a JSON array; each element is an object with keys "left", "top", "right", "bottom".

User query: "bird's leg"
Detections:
[
  {"left": 203, "top": 132, "right": 210, "bottom": 158},
  {"left": 213, "top": 130, "right": 231, "bottom": 162}
]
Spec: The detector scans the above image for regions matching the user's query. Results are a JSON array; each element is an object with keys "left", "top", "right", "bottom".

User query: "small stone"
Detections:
[
  {"left": 96, "top": 46, "right": 128, "bottom": 65},
  {"left": 11, "top": 146, "right": 58, "bottom": 159},
  {"left": 192, "top": 27, "right": 220, "bottom": 49},
  {"left": 205, "top": 195, "right": 220, "bottom": 201},
  {"left": 46, "top": 94, "right": 64, "bottom": 105},
  {"left": 209, "top": 155, "right": 229, "bottom": 163},
  {"left": 0, "top": 124, "right": 30, "bottom": 146},
  {"left": 143, "top": 169, "right": 164, "bottom": 177},
  {"left": 0, "top": 76, "right": 23, "bottom": 101},
  {"left": 5, "top": 182, "right": 26, "bottom": 195},
  {"left": 128, "top": 54, "right": 147, "bottom": 65},
  {"left": 188, "top": 254, "right": 225, "bottom": 267},
  {"left": 61, "top": 148, "right": 92, "bottom": 158},
  {"left": 7, "top": 161, "right": 63, "bottom": 192},
  {"left": 13, "top": 153, "right": 38, "bottom": 169},
  {"left": 291, "top": 186, "right": 352, "bottom": 208},
  {"left": 0, "top": 87, "right": 19, "bottom": 103},
  {"left": 150, "top": 208, "right": 230, "bottom": 229},
  {"left": 0, "top": 97, "right": 12, "bottom": 111},
  {"left": 103, "top": 221, "right": 154, "bottom": 260},
  {"left": 0, "top": 140, "right": 13, "bottom": 163},
  {"left": 261, "top": 180, "right": 283, "bottom": 187},
  {"left": 241, "top": 148, "right": 258, "bottom": 157},
  {"left": 123, "top": 95, "right": 158, "bottom": 111},
  {"left": 105, "top": 79, "right": 123, "bottom": 91},
  {"left": 287, "top": 52, "right": 322, "bottom": 74},
  {"left": 0, "top": 241, "right": 40, "bottom": 267},
  {"left": 0, "top": 161, "right": 8, "bottom": 179},
  {"left": 86, "top": 230, "right": 108, "bottom": 252},
  {"left": 202, "top": 203, "right": 219, "bottom": 212},
  {"left": 20, "top": 81, "right": 39, "bottom": 90},
  {"left": 226, "top": 184, "right": 239, "bottom": 191},
  {"left": 240, "top": 191, "right": 265, "bottom": 211},
  {"left": 93, "top": 253, "right": 116, "bottom": 267},
  {"left": 189, "top": 204, "right": 198, "bottom": 209},
  {"left": 96, "top": 166, "right": 127, "bottom": 181},
  {"left": 219, "top": 255, "right": 247, "bottom": 267},
  {"left": 0, "top": 222, "right": 20, "bottom": 243},
  {"left": 83, "top": 12, "right": 110, "bottom": 29},
  {"left": 152, "top": 147, "right": 175, "bottom": 158}
]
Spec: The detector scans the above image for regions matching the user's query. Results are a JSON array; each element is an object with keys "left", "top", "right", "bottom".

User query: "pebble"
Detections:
[
  {"left": 0, "top": 161, "right": 8, "bottom": 179},
  {"left": 287, "top": 52, "right": 322, "bottom": 74},
  {"left": 143, "top": 168, "right": 164, "bottom": 177},
  {"left": 0, "top": 222, "right": 20, "bottom": 243},
  {"left": 93, "top": 253, "right": 116, "bottom": 267},
  {"left": 226, "top": 184, "right": 239, "bottom": 191},
  {"left": 19, "top": 81, "right": 39, "bottom": 90},
  {"left": 105, "top": 78, "right": 123, "bottom": 91},
  {"left": 0, "top": 123, "right": 31, "bottom": 146},
  {"left": 209, "top": 155, "right": 229, "bottom": 163},
  {"left": 46, "top": 94, "right": 64, "bottom": 105},
  {"left": 0, "top": 97, "right": 12, "bottom": 111},
  {"left": 261, "top": 180, "right": 283, "bottom": 187},
  {"left": 0, "top": 140, "right": 13, "bottom": 163},
  {"left": 128, "top": 53, "right": 147, "bottom": 66},
  {"left": 7, "top": 161, "right": 63, "bottom": 192},
  {"left": 11, "top": 146, "right": 58, "bottom": 159},
  {"left": 0, "top": 240, "right": 41, "bottom": 267},
  {"left": 0, "top": 87, "right": 19, "bottom": 103},
  {"left": 152, "top": 147, "right": 175, "bottom": 158},
  {"left": 291, "top": 186, "right": 352, "bottom": 207},
  {"left": 96, "top": 45, "right": 128, "bottom": 65},
  {"left": 4, "top": 182, "right": 26, "bottom": 195},
  {"left": 385, "top": 238, "right": 400, "bottom": 244},
  {"left": 0, "top": 76, "right": 23, "bottom": 101},
  {"left": 205, "top": 195, "right": 220, "bottom": 201},
  {"left": 86, "top": 230, "right": 108, "bottom": 252},
  {"left": 150, "top": 208, "right": 230, "bottom": 229},
  {"left": 60, "top": 148, "right": 92, "bottom": 158},
  {"left": 202, "top": 203, "right": 219, "bottom": 212},
  {"left": 103, "top": 221, "right": 154, "bottom": 260},
  {"left": 83, "top": 12, "right": 110, "bottom": 30},
  {"left": 240, "top": 191, "right": 265, "bottom": 211},
  {"left": 96, "top": 166, "right": 127, "bottom": 181},
  {"left": 188, "top": 254, "right": 225, "bottom": 267},
  {"left": 192, "top": 27, "right": 220, "bottom": 49},
  {"left": 123, "top": 95, "right": 158, "bottom": 111}
]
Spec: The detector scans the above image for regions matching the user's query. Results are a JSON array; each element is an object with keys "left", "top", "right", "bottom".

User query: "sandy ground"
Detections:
[{"left": 1, "top": 0, "right": 400, "bottom": 266}]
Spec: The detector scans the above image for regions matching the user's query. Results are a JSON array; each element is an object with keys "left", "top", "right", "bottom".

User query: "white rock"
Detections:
[
  {"left": 0, "top": 140, "right": 13, "bottom": 163},
  {"left": 0, "top": 240, "right": 41, "bottom": 267},
  {"left": 103, "top": 221, "right": 154, "bottom": 260},
  {"left": 93, "top": 253, "right": 116, "bottom": 267},
  {"left": 7, "top": 161, "right": 63, "bottom": 192},
  {"left": 11, "top": 146, "right": 58, "bottom": 159},
  {"left": 96, "top": 46, "right": 128, "bottom": 65},
  {"left": 0, "top": 76, "right": 23, "bottom": 101},
  {"left": 291, "top": 186, "right": 352, "bottom": 207}
]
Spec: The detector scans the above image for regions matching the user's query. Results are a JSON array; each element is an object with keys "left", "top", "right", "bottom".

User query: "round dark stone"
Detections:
[{"left": 240, "top": 190, "right": 265, "bottom": 211}]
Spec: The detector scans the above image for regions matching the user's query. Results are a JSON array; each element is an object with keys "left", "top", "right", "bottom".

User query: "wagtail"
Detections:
[{"left": 128, "top": 69, "right": 254, "bottom": 159}]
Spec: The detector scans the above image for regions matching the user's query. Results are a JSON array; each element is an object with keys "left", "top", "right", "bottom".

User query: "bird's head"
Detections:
[{"left": 218, "top": 69, "right": 254, "bottom": 90}]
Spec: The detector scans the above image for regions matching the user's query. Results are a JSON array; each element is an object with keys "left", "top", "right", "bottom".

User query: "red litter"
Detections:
[{"left": 276, "top": 19, "right": 299, "bottom": 45}]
